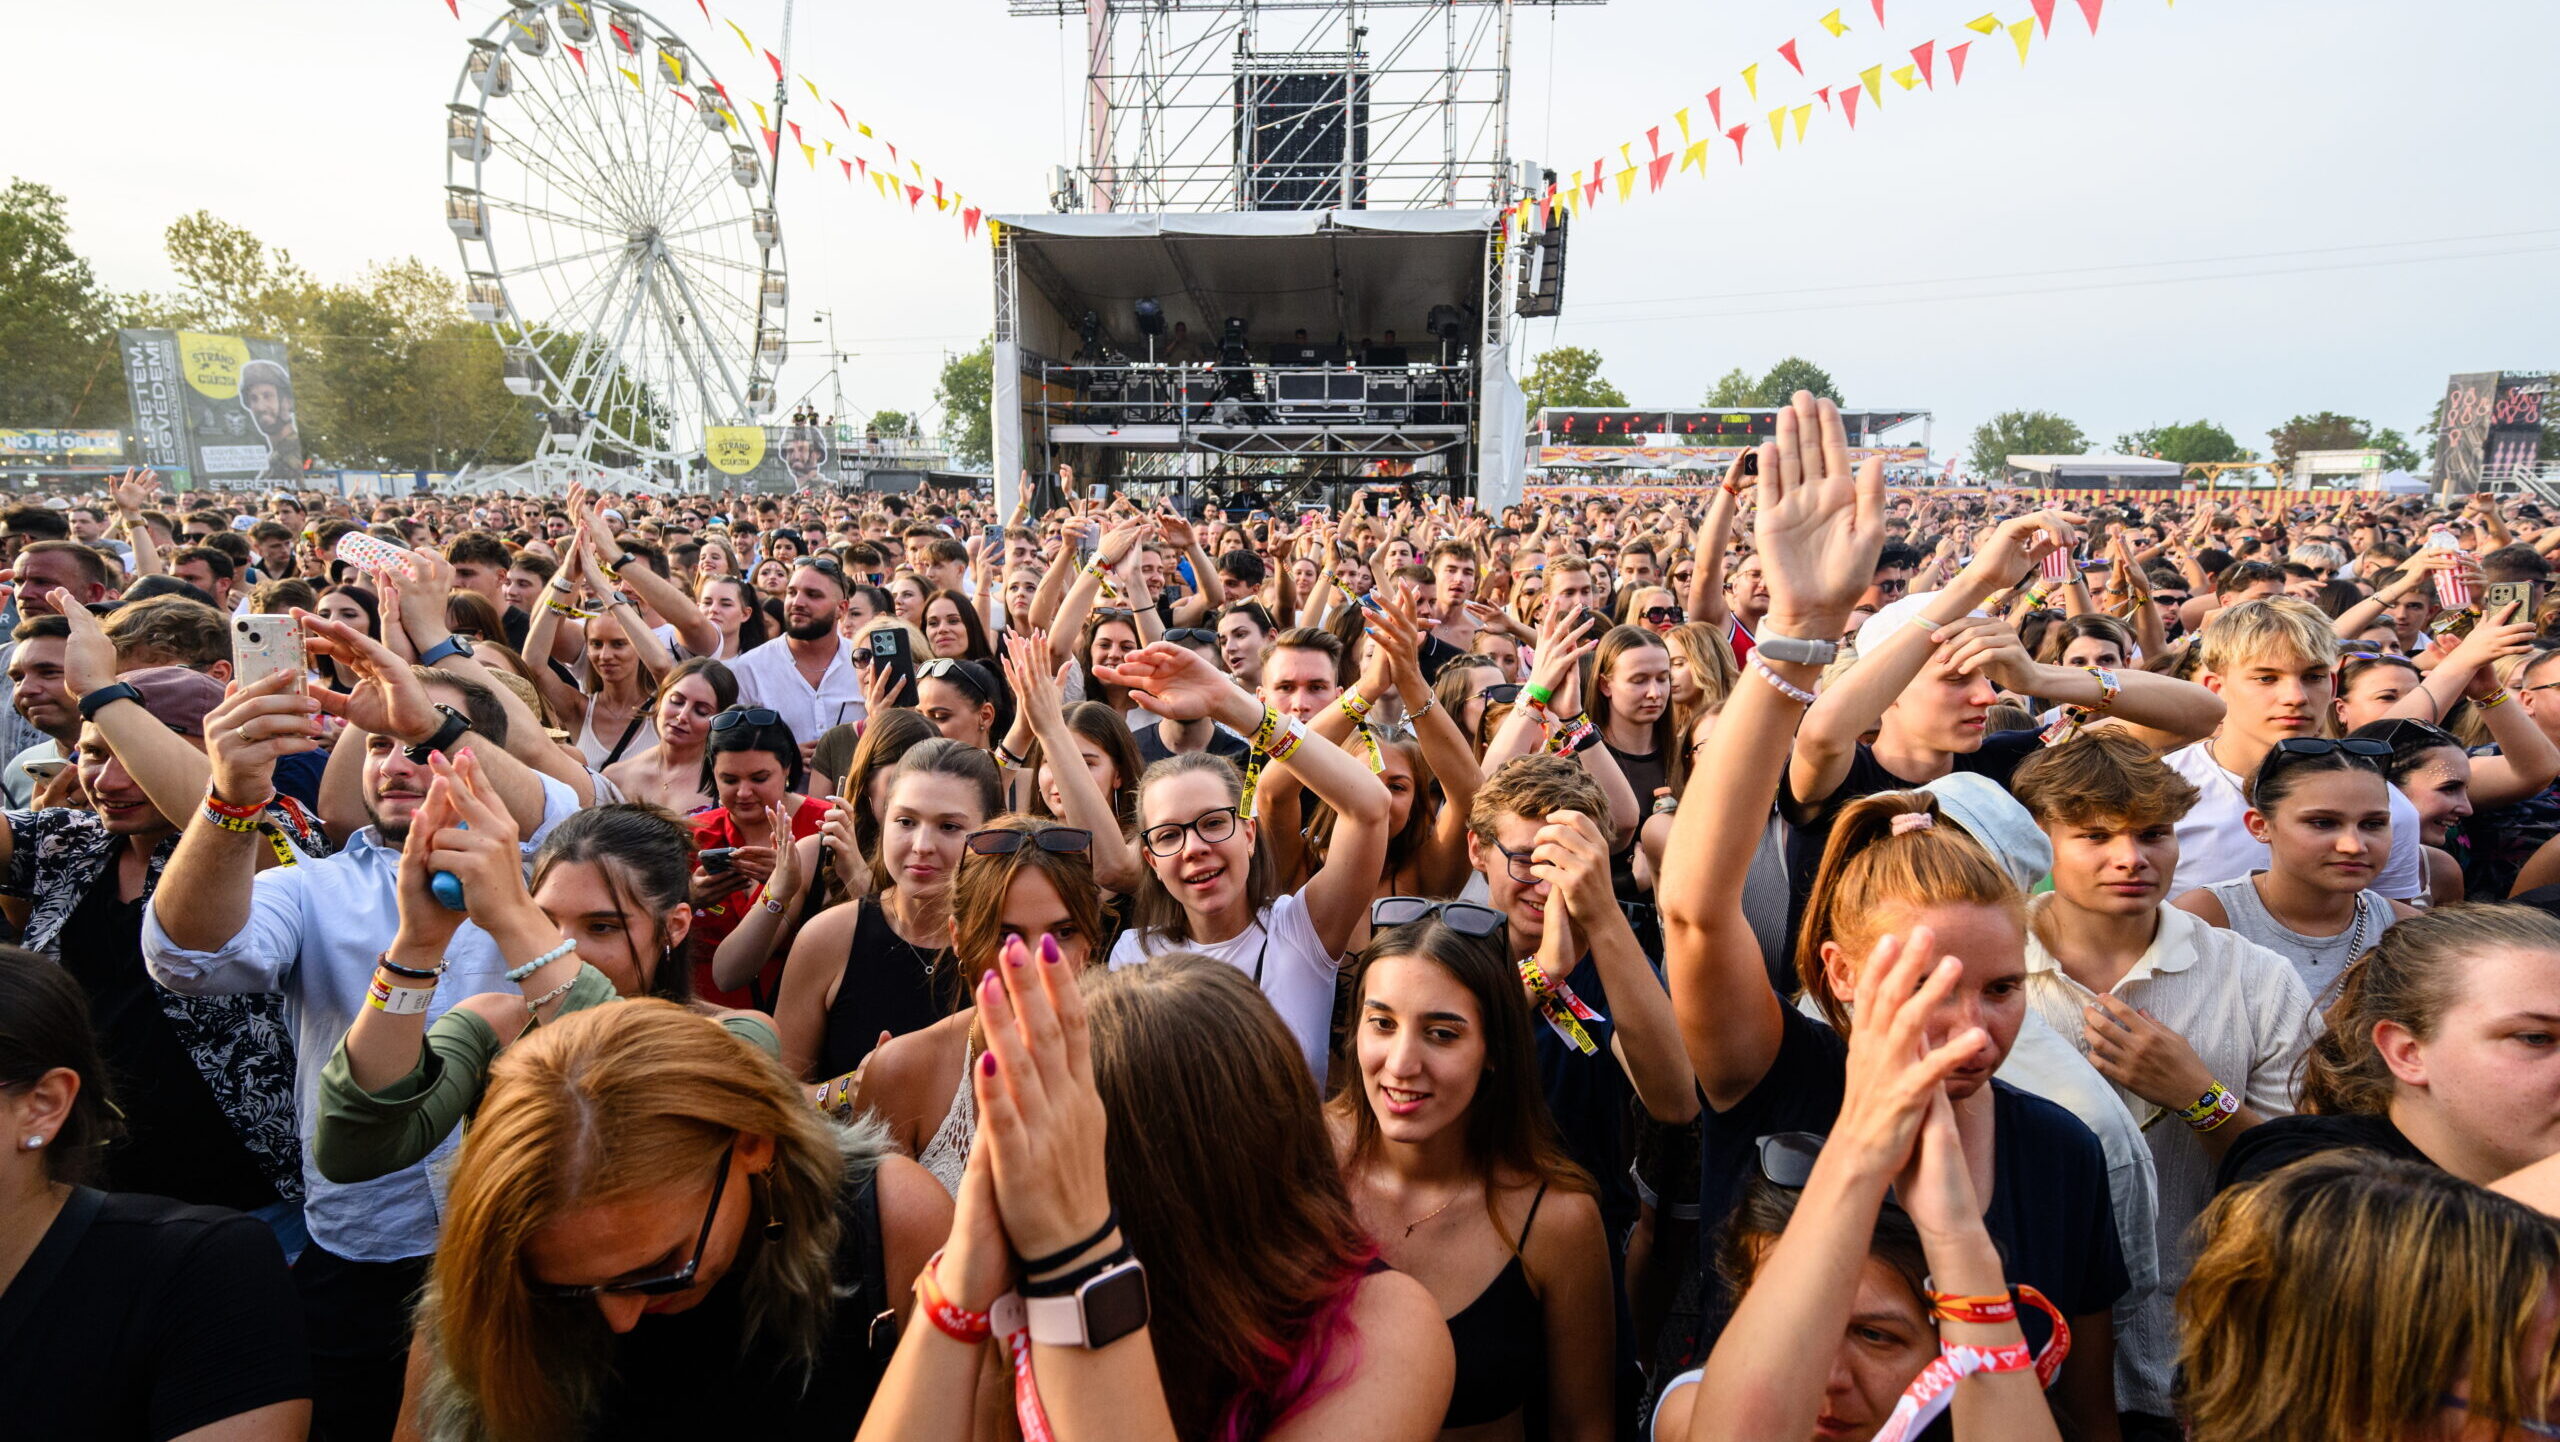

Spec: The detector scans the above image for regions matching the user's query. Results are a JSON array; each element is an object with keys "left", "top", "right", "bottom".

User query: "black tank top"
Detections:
[
  {"left": 1441, "top": 1182, "right": 1550, "bottom": 1429},
  {"left": 818, "top": 899, "right": 949, "bottom": 1078}
]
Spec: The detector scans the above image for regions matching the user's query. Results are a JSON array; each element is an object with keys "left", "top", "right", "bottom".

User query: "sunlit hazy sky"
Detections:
[{"left": 16, "top": 0, "right": 2557, "bottom": 458}]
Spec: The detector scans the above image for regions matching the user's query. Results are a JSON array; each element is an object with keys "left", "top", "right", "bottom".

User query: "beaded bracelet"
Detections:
[
  {"left": 505, "top": 938, "right": 578, "bottom": 985},
  {"left": 1752, "top": 657, "right": 1818, "bottom": 705}
]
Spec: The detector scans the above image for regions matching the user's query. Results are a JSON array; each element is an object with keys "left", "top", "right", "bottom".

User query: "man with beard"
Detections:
[
  {"left": 1, "top": 614, "right": 75, "bottom": 806},
  {"left": 240, "top": 359, "right": 303, "bottom": 481},
  {"left": 142, "top": 612, "right": 580, "bottom": 1441},
  {"left": 727, "top": 555, "right": 862, "bottom": 753}
]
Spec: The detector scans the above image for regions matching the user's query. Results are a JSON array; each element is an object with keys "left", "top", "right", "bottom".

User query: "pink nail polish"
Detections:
[
  {"left": 980, "top": 1052, "right": 997, "bottom": 1076},
  {"left": 981, "top": 970, "right": 1002, "bottom": 1002},
  {"left": 1040, "top": 934, "right": 1061, "bottom": 966}
]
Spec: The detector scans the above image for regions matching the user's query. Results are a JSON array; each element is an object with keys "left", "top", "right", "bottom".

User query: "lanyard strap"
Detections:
[
  {"left": 991, "top": 1292, "right": 1057, "bottom": 1442},
  {"left": 1869, "top": 1283, "right": 2070, "bottom": 1442}
]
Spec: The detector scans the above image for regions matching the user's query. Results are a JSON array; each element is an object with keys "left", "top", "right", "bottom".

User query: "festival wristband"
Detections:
[
  {"left": 1870, "top": 1284, "right": 2069, "bottom": 1442},
  {"left": 367, "top": 975, "right": 436, "bottom": 1015},
  {"left": 2180, "top": 1081, "right": 2242, "bottom": 1133},
  {"left": 1522, "top": 682, "right": 1555, "bottom": 708},
  {"left": 1924, "top": 1287, "right": 2018, "bottom": 1326},
  {"left": 915, "top": 1250, "right": 993, "bottom": 1345}
]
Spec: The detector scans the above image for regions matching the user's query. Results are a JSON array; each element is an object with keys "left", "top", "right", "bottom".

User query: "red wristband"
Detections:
[
  {"left": 915, "top": 1249, "right": 992, "bottom": 1345},
  {"left": 202, "top": 789, "right": 267, "bottom": 819}
]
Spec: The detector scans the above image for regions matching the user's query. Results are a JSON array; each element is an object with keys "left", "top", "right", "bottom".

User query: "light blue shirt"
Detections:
[{"left": 142, "top": 772, "right": 580, "bottom": 1262}]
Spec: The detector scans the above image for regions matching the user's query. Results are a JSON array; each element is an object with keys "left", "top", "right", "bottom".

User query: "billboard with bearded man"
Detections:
[{"left": 118, "top": 328, "right": 304, "bottom": 485}]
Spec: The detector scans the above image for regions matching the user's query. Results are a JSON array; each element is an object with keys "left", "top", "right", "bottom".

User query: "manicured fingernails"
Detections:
[
  {"left": 980, "top": 970, "right": 1003, "bottom": 1004},
  {"left": 980, "top": 1052, "right": 997, "bottom": 1076},
  {"left": 1040, "top": 934, "right": 1061, "bottom": 966},
  {"left": 1003, "top": 935, "right": 1028, "bottom": 968}
]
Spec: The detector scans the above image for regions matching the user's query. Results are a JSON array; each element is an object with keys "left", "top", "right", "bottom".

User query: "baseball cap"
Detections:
[
  {"left": 118, "top": 666, "right": 229, "bottom": 739},
  {"left": 1855, "top": 588, "right": 1985, "bottom": 660}
]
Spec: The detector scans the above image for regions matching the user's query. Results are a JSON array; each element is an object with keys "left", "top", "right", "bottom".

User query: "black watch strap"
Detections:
[
  {"left": 1019, "top": 1241, "right": 1134, "bottom": 1299},
  {"left": 404, "top": 704, "right": 472, "bottom": 764},
  {"left": 77, "top": 682, "right": 144, "bottom": 722}
]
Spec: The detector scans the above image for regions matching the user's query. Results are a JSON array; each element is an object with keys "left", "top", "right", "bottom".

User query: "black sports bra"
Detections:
[{"left": 1441, "top": 1182, "right": 1549, "bottom": 1430}]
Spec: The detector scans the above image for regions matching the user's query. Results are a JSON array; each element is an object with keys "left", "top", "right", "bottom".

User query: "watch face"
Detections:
[{"left": 1080, "top": 1265, "right": 1151, "bottom": 1348}]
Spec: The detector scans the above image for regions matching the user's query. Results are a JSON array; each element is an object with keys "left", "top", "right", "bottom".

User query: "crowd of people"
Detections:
[{"left": 8, "top": 397, "right": 2560, "bottom": 1442}]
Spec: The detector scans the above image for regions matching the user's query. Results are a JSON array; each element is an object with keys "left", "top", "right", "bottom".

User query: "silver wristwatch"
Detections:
[{"left": 1753, "top": 631, "right": 1839, "bottom": 667}]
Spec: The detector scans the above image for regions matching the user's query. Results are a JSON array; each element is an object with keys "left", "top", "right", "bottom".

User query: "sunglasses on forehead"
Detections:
[
  {"left": 916, "top": 657, "right": 991, "bottom": 701},
  {"left": 1370, "top": 897, "right": 1506, "bottom": 937},
  {"left": 1164, "top": 627, "right": 1221, "bottom": 647},
  {"left": 709, "top": 706, "right": 781, "bottom": 733},
  {"left": 966, "top": 826, "right": 1091, "bottom": 856}
]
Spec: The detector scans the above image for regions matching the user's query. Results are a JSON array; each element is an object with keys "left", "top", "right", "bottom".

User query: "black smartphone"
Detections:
[
  {"left": 869, "top": 626, "right": 917, "bottom": 708},
  {"left": 699, "top": 846, "right": 737, "bottom": 874}
]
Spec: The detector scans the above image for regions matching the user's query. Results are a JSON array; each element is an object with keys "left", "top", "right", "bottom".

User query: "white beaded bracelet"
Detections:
[
  {"left": 506, "top": 938, "right": 578, "bottom": 984},
  {"left": 1753, "top": 658, "right": 1818, "bottom": 706}
]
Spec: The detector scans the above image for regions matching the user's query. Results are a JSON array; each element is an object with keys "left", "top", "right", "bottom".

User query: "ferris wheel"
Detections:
[{"left": 444, "top": 0, "right": 784, "bottom": 477}]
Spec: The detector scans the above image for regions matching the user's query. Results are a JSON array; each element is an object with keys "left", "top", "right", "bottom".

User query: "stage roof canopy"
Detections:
[{"left": 993, "top": 208, "right": 1498, "bottom": 363}]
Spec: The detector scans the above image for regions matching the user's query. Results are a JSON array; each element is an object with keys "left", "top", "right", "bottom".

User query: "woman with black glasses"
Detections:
[
  {"left": 692, "top": 707, "right": 830, "bottom": 1008},
  {"left": 1328, "top": 899, "right": 1615, "bottom": 1442}
]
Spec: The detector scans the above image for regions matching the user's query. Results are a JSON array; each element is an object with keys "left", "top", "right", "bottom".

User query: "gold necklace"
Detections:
[{"left": 1398, "top": 1182, "right": 1475, "bottom": 1237}]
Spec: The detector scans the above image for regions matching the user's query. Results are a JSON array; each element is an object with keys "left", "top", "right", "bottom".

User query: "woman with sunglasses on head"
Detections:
[
  {"left": 1657, "top": 398, "right": 2128, "bottom": 1442},
  {"left": 2350, "top": 717, "right": 2484, "bottom": 907},
  {"left": 1097, "top": 636, "right": 1393, "bottom": 1083},
  {"left": 852, "top": 814, "right": 1107, "bottom": 1191},
  {"left": 405, "top": 1000, "right": 950, "bottom": 1442},
  {"left": 604, "top": 656, "right": 737, "bottom": 817},
  {"left": 690, "top": 708, "right": 830, "bottom": 1009},
  {"left": 2175, "top": 735, "right": 2418, "bottom": 1003},
  {"left": 752, "top": 556, "right": 792, "bottom": 603},
  {"left": 1654, "top": 930, "right": 2066, "bottom": 1442},
  {"left": 772, "top": 741, "right": 1003, "bottom": 1084},
  {"left": 1432, "top": 655, "right": 1510, "bottom": 759},
  {"left": 912, "top": 656, "right": 1003, "bottom": 753},
  {"left": 1330, "top": 900, "right": 1616, "bottom": 1441},
  {"left": 318, "top": 754, "right": 765, "bottom": 1182}
]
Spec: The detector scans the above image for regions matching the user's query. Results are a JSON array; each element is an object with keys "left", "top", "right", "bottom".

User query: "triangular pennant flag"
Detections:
[
  {"left": 823, "top": 139, "right": 834, "bottom": 156},
  {"left": 1725, "top": 123, "right": 1749, "bottom": 162},
  {"left": 764, "top": 49, "right": 783, "bottom": 80},
  {"left": 1646, "top": 125, "right": 1662, "bottom": 156},
  {"left": 1911, "top": 40, "right": 1936, "bottom": 87},
  {"left": 1675, "top": 107, "right": 1692, "bottom": 144},
  {"left": 1860, "top": 65, "right": 1885, "bottom": 103},
  {"left": 2028, "top": 0, "right": 2055, "bottom": 35},
  {"left": 759, "top": 126, "right": 778, "bottom": 155},
  {"left": 804, "top": 75, "right": 821, "bottom": 101},
  {"left": 609, "top": 22, "right": 634, "bottom": 53},
  {"left": 1704, "top": 87, "right": 1724, "bottom": 131},
  {"left": 1818, "top": 8, "right": 1847, "bottom": 36},
  {"left": 888, "top": 142, "right": 899, "bottom": 164},
  {"left": 444, "top": 0, "right": 458, "bottom": 17},
  {"left": 2008, "top": 16, "right": 2035, "bottom": 61},
  {"left": 562, "top": 42, "right": 586, "bottom": 73},
  {"left": 694, "top": 0, "right": 708, "bottom": 16},
  {"left": 711, "top": 78, "right": 730, "bottom": 101},
  {"left": 1891, "top": 65, "right": 1918, "bottom": 90},
  {"left": 728, "top": 18, "right": 750, "bottom": 48},
  {"left": 675, "top": 90, "right": 696, "bottom": 107},
  {"left": 1615, "top": 166, "right": 1637, "bottom": 202},
  {"left": 905, "top": 183, "right": 923, "bottom": 210},
  {"left": 1678, "top": 139, "right": 1709, "bottom": 174},
  {"left": 1582, "top": 167, "right": 1603, "bottom": 206},
  {"left": 1816, "top": 85, "right": 1833, "bottom": 109},
  {"left": 1740, "top": 64, "right": 1759, "bottom": 100},
  {"left": 1871, "top": 0, "right": 1887, "bottom": 21},
  {"left": 840, "top": 158, "right": 853, "bottom": 179},
  {"left": 1792, "top": 104, "right": 1812, "bottom": 142},
  {"left": 1777, "top": 39, "right": 1803, "bottom": 75},
  {"left": 832, "top": 100, "right": 848, "bottom": 127},
  {"left": 1966, "top": 13, "right": 2000, "bottom": 33},
  {"left": 1619, "top": 141, "right": 1634, "bottom": 169},
  {"left": 1767, "top": 106, "right": 1787, "bottom": 150},
  {"left": 964, "top": 208, "right": 982, "bottom": 239},
  {"left": 1647, "top": 152, "right": 1675, "bottom": 190},
  {"left": 856, "top": 157, "right": 869, "bottom": 177},
  {"left": 1841, "top": 82, "right": 1861, "bottom": 127},
  {"left": 2075, "top": 0, "right": 2103, "bottom": 31},
  {"left": 753, "top": 99, "right": 769, "bottom": 127},
  {"left": 910, "top": 159, "right": 922, "bottom": 177},
  {"left": 1948, "top": 40, "right": 1972, "bottom": 83},
  {"left": 858, "top": 122, "right": 873, "bottom": 138},
  {"left": 935, "top": 179, "right": 946, "bottom": 202},
  {"left": 619, "top": 66, "right": 643, "bottom": 91},
  {"left": 800, "top": 142, "right": 816, "bottom": 169},
  {"left": 788, "top": 120, "right": 803, "bottom": 145}
]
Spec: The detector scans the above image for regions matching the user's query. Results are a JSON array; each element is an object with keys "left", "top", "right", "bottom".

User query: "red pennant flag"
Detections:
[
  {"left": 1582, "top": 168, "right": 1603, "bottom": 206},
  {"left": 1646, "top": 125, "right": 1661, "bottom": 156},
  {"left": 1947, "top": 40, "right": 1971, "bottom": 84},
  {"left": 609, "top": 23, "right": 635, "bottom": 53},
  {"left": 1704, "top": 87, "right": 1724, "bottom": 131},
  {"left": 856, "top": 157, "right": 869, "bottom": 176},
  {"left": 2028, "top": 0, "right": 2055, "bottom": 35},
  {"left": 1725, "top": 123, "right": 1749, "bottom": 162},
  {"left": 563, "top": 42, "right": 586, "bottom": 73},
  {"left": 765, "top": 49, "right": 783, "bottom": 79},
  {"left": 888, "top": 142, "right": 899, "bottom": 165},
  {"left": 712, "top": 79, "right": 731, "bottom": 102},
  {"left": 1647, "top": 153, "right": 1675, "bottom": 190},
  {"left": 2075, "top": 0, "right": 2103, "bottom": 32},
  {"left": 840, "top": 158, "right": 852, "bottom": 179},
  {"left": 759, "top": 127, "right": 778, "bottom": 155},
  {"left": 675, "top": 90, "right": 696, "bottom": 107},
  {"left": 1871, "top": 0, "right": 1886, "bottom": 22},
  {"left": 1777, "top": 38, "right": 1803, "bottom": 75},
  {"left": 1541, "top": 182, "right": 1558, "bottom": 227},
  {"left": 964, "top": 207, "right": 982, "bottom": 239},
  {"left": 1911, "top": 40, "right": 1935, "bottom": 87},
  {"left": 905, "top": 183, "right": 923, "bottom": 210},
  {"left": 1840, "top": 83, "right": 1861, "bottom": 127},
  {"left": 934, "top": 178, "right": 946, "bottom": 203},
  {"left": 443, "top": 0, "right": 457, "bottom": 16},
  {"left": 1816, "top": 85, "right": 1833, "bottom": 110},
  {"left": 832, "top": 100, "right": 849, "bottom": 127},
  {"left": 787, "top": 121, "right": 802, "bottom": 144}
]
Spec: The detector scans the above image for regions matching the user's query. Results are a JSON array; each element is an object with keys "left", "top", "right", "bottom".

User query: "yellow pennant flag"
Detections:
[
  {"left": 1966, "top": 13, "right": 2000, "bottom": 33},
  {"left": 1767, "top": 106, "right": 1787, "bottom": 150},
  {"left": 1619, "top": 141, "right": 1634, "bottom": 169},
  {"left": 619, "top": 66, "right": 643, "bottom": 91},
  {"left": 803, "top": 76, "right": 821, "bottom": 101},
  {"left": 800, "top": 142, "right": 816, "bottom": 169},
  {"left": 910, "top": 159, "right": 923, "bottom": 177},
  {"left": 727, "top": 19, "right": 751, "bottom": 49},
  {"left": 1792, "top": 104, "right": 1812, "bottom": 142},
  {"left": 1678, "top": 138, "right": 1710, "bottom": 174},
  {"left": 1567, "top": 170, "right": 1583, "bottom": 211},
  {"left": 1859, "top": 65, "right": 1884, "bottom": 104},
  {"left": 1892, "top": 64, "right": 1919, "bottom": 89},
  {"left": 753, "top": 99, "right": 770, "bottom": 127},
  {"left": 1675, "top": 106, "right": 1692, "bottom": 145},
  {"left": 2008, "top": 16, "right": 2034, "bottom": 62},
  {"left": 1741, "top": 63, "right": 1760, "bottom": 100},
  {"left": 1614, "top": 166, "right": 1637, "bottom": 202},
  {"left": 858, "top": 122, "right": 873, "bottom": 138},
  {"left": 824, "top": 138, "right": 834, "bottom": 155},
  {"left": 1818, "top": 8, "right": 1847, "bottom": 36}
]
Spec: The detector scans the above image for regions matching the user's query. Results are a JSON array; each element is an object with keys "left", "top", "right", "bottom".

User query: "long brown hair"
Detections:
[
  {"left": 1301, "top": 730, "right": 1429, "bottom": 877},
  {"left": 1329, "top": 917, "right": 1593, "bottom": 1243},
  {"left": 419, "top": 1002, "right": 861, "bottom": 1442},
  {"left": 836, "top": 707, "right": 937, "bottom": 879},
  {"left": 864, "top": 738, "right": 1002, "bottom": 897},
  {"left": 1084, "top": 954, "right": 1377, "bottom": 1441},
  {"left": 948, "top": 814, "right": 1106, "bottom": 1010},
  {"left": 1794, "top": 790, "right": 2025, "bottom": 1033},
  {"left": 1664, "top": 620, "right": 1739, "bottom": 738},
  {"left": 2179, "top": 1152, "right": 2560, "bottom": 1442},
  {"left": 2301, "top": 903, "right": 2560, "bottom": 1115},
  {"left": 1022, "top": 700, "right": 1143, "bottom": 834},
  {"left": 1589, "top": 624, "right": 1686, "bottom": 795}
]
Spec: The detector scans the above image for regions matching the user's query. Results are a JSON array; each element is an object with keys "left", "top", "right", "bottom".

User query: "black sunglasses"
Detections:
[
  {"left": 710, "top": 706, "right": 782, "bottom": 733},
  {"left": 1642, "top": 606, "right": 1685, "bottom": 626},
  {"left": 1165, "top": 627, "right": 1220, "bottom": 647},
  {"left": 1370, "top": 896, "right": 1506, "bottom": 937},
  {"left": 2271, "top": 737, "right": 2394, "bottom": 761},
  {"left": 966, "top": 826, "right": 1092, "bottom": 856},
  {"left": 916, "top": 657, "right": 990, "bottom": 701},
  {"left": 1755, "top": 1131, "right": 1825, "bottom": 1189},
  {"left": 527, "top": 1138, "right": 734, "bottom": 1300},
  {"left": 798, "top": 554, "right": 846, "bottom": 574},
  {"left": 1482, "top": 682, "right": 1523, "bottom": 705}
]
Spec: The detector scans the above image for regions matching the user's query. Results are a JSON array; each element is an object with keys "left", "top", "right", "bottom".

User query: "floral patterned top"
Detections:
[{"left": 5, "top": 800, "right": 328, "bottom": 1203}]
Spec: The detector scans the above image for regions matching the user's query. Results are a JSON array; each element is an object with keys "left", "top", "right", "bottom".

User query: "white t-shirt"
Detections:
[
  {"left": 1107, "top": 892, "right": 1335, "bottom": 1080},
  {"left": 2165, "top": 740, "right": 2424, "bottom": 901}
]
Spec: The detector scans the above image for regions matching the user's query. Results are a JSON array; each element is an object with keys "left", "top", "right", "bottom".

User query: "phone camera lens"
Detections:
[{"left": 246, "top": 631, "right": 262, "bottom": 644}]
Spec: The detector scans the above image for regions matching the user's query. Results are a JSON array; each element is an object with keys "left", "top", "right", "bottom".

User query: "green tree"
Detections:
[
  {"left": 870, "top": 408, "right": 916, "bottom": 439},
  {"left": 2114, "top": 419, "right": 2246, "bottom": 467},
  {"left": 2368, "top": 427, "right": 2421, "bottom": 473},
  {"left": 1703, "top": 367, "right": 1756, "bottom": 407},
  {"left": 2267, "top": 411, "right": 2386, "bottom": 467},
  {"left": 1755, "top": 356, "right": 1841, "bottom": 406},
  {"left": 933, "top": 337, "right": 993, "bottom": 470},
  {"left": 1969, "top": 409, "right": 2086, "bottom": 478},
  {"left": 1523, "top": 346, "right": 1630, "bottom": 445},
  {"left": 0, "top": 179, "right": 120, "bottom": 424}
]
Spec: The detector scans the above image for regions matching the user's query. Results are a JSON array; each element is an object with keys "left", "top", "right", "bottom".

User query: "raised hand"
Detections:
[
  {"left": 1092, "top": 641, "right": 1250, "bottom": 727},
  {"left": 1753, "top": 392, "right": 1887, "bottom": 637},
  {"left": 51, "top": 590, "right": 121, "bottom": 698},
  {"left": 759, "top": 799, "right": 805, "bottom": 907},
  {"left": 298, "top": 608, "right": 441, "bottom": 744},
  {"left": 201, "top": 671, "right": 324, "bottom": 807},
  {"left": 1961, "top": 510, "right": 2083, "bottom": 596},
  {"left": 389, "top": 773, "right": 470, "bottom": 958},
  {"left": 975, "top": 934, "right": 1112, "bottom": 1264},
  {"left": 1829, "top": 926, "right": 1990, "bottom": 1180},
  {"left": 109, "top": 467, "right": 160, "bottom": 517}
]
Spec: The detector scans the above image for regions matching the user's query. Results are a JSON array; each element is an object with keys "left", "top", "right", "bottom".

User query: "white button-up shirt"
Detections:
[
  {"left": 141, "top": 772, "right": 581, "bottom": 1262},
  {"left": 726, "top": 632, "right": 864, "bottom": 746}
]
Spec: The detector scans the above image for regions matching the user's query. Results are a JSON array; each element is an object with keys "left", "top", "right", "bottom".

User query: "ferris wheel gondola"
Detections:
[{"left": 445, "top": 0, "right": 783, "bottom": 479}]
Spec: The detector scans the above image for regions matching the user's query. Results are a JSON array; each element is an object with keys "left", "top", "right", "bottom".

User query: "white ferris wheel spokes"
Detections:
[{"left": 446, "top": 0, "right": 783, "bottom": 476}]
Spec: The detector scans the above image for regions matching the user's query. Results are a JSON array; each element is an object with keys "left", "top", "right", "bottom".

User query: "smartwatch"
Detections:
[
  {"left": 77, "top": 681, "right": 145, "bottom": 722},
  {"left": 1753, "top": 631, "right": 1840, "bottom": 667},
  {"left": 404, "top": 704, "right": 473, "bottom": 764},
  {"left": 418, "top": 634, "right": 475, "bottom": 667},
  {"left": 1023, "top": 1258, "right": 1150, "bottom": 1349}
]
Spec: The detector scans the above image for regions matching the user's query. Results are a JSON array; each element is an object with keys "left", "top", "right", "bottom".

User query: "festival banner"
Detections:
[{"left": 118, "top": 328, "right": 303, "bottom": 485}]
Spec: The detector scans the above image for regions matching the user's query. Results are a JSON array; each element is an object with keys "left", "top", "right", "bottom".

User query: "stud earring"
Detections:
[{"left": 24, "top": 1135, "right": 44, "bottom": 1150}]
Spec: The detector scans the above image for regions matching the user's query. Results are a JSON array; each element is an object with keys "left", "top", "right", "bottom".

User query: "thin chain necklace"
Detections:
[{"left": 1398, "top": 1182, "right": 1476, "bottom": 1237}]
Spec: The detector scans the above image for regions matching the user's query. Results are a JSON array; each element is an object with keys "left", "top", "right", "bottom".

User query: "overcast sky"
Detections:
[{"left": 18, "top": 0, "right": 2557, "bottom": 461}]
